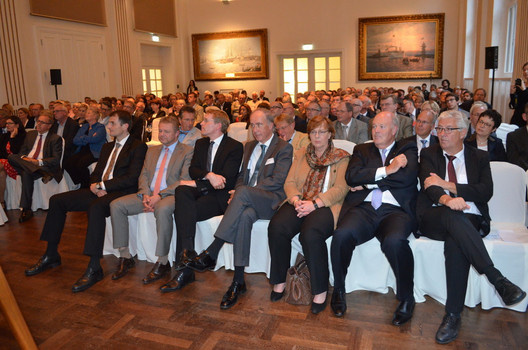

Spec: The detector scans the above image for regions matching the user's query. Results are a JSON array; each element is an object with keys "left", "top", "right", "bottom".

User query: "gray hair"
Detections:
[
  {"left": 469, "top": 101, "right": 488, "bottom": 114},
  {"left": 437, "top": 110, "right": 468, "bottom": 130}
]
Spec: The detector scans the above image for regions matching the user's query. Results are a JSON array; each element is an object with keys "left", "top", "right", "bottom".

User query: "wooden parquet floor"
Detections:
[{"left": 0, "top": 209, "right": 526, "bottom": 349}]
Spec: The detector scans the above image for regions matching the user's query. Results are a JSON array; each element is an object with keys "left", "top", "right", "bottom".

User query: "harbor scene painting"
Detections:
[
  {"left": 192, "top": 29, "right": 269, "bottom": 81},
  {"left": 358, "top": 14, "right": 444, "bottom": 80}
]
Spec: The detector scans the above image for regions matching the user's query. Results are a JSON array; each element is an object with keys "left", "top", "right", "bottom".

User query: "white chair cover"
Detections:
[
  {"left": 495, "top": 123, "right": 518, "bottom": 149},
  {"left": 0, "top": 205, "right": 7, "bottom": 225},
  {"left": 227, "top": 122, "right": 249, "bottom": 143},
  {"left": 332, "top": 139, "right": 356, "bottom": 154}
]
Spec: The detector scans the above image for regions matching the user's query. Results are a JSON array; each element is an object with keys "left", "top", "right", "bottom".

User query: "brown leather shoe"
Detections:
[
  {"left": 111, "top": 257, "right": 136, "bottom": 280},
  {"left": 142, "top": 262, "right": 171, "bottom": 284},
  {"left": 19, "top": 209, "right": 33, "bottom": 223}
]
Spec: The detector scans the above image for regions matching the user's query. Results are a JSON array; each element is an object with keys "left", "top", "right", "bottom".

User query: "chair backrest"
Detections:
[
  {"left": 489, "top": 161, "right": 526, "bottom": 224},
  {"left": 496, "top": 123, "right": 518, "bottom": 149},
  {"left": 332, "top": 139, "right": 355, "bottom": 154},
  {"left": 227, "top": 122, "right": 249, "bottom": 143},
  {"left": 151, "top": 118, "right": 161, "bottom": 142}
]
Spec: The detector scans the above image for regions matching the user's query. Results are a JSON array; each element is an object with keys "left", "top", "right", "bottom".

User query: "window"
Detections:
[
  {"left": 280, "top": 54, "right": 341, "bottom": 101},
  {"left": 141, "top": 68, "right": 163, "bottom": 96},
  {"left": 504, "top": 4, "right": 517, "bottom": 74}
]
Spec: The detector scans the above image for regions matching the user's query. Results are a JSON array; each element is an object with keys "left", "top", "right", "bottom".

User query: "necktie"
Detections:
[
  {"left": 420, "top": 139, "right": 428, "bottom": 149},
  {"left": 343, "top": 125, "right": 349, "bottom": 137},
  {"left": 248, "top": 144, "right": 266, "bottom": 187},
  {"left": 153, "top": 147, "right": 169, "bottom": 196},
  {"left": 446, "top": 155, "right": 457, "bottom": 184},
  {"left": 32, "top": 135, "right": 43, "bottom": 159},
  {"left": 206, "top": 141, "right": 214, "bottom": 172},
  {"left": 102, "top": 143, "right": 121, "bottom": 181},
  {"left": 371, "top": 149, "right": 387, "bottom": 210}
]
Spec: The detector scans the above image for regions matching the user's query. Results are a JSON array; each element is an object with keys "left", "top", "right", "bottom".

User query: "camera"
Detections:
[{"left": 515, "top": 78, "right": 522, "bottom": 94}]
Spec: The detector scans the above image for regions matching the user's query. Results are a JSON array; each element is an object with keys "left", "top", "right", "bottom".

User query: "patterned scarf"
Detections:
[{"left": 301, "top": 142, "right": 349, "bottom": 200}]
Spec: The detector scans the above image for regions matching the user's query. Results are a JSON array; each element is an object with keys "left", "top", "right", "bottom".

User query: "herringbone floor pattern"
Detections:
[{"left": 0, "top": 210, "right": 526, "bottom": 349}]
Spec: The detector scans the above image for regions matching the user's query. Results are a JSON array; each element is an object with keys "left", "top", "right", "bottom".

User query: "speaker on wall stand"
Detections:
[
  {"left": 485, "top": 46, "right": 498, "bottom": 109},
  {"left": 50, "top": 69, "right": 62, "bottom": 100}
]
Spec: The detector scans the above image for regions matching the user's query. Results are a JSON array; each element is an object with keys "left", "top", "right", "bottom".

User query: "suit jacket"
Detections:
[
  {"left": 50, "top": 117, "right": 79, "bottom": 161},
  {"left": 333, "top": 118, "right": 368, "bottom": 144},
  {"left": 367, "top": 113, "right": 413, "bottom": 141},
  {"left": 73, "top": 122, "right": 107, "bottom": 158},
  {"left": 0, "top": 131, "right": 26, "bottom": 158},
  {"left": 90, "top": 135, "right": 147, "bottom": 194},
  {"left": 417, "top": 144, "right": 493, "bottom": 230},
  {"left": 189, "top": 135, "right": 244, "bottom": 204},
  {"left": 465, "top": 134, "right": 507, "bottom": 162},
  {"left": 294, "top": 116, "right": 307, "bottom": 133},
  {"left": 24, "top": 117, "right": 35, "bottom": 129},
  {"left": 218, "top": 102, "right": 232, "bottom": 120},
  {"left": 181, "top": 127, "right": 202, "bottom": 147},
  {"left": 235, "top": 134, "right": 293, "bottom": 209},
  {"left": 403, "top": 134, "right": 439, "bottom": 158},
  {"left": 130, "top": 112, "right": 147, "bottom": 142},
  {"left": 339, "top": 140, "right": 419, "bottom": 230},
  {"left": 16, "top": 130, "right": 63, "bottom": 181},
  {"left": 138, "top": 142, "right": 193, "bottom": 198},
  {"left": 290, "top": 131, "right": 310, "bottom": 151},
  {"left": 506, "top": 127, "right": 528, "bottom": 170}
]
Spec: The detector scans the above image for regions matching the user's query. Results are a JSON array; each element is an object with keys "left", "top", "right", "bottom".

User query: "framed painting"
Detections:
[
  {"left": 358, "top": 13, "right": 444, "bottom": 80},
  {"left": 191, "top": 29, "right": 269, "bottom": 81}
]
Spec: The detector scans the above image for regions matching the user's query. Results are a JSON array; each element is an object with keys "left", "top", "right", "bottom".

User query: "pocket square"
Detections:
[{"left": 265, "top": 158, "right": 274, "bottom": 165}]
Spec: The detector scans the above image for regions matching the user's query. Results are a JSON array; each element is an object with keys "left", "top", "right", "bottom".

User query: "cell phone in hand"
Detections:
[{"left": 515, "top": 78, "right": 522, "bottom": 86}]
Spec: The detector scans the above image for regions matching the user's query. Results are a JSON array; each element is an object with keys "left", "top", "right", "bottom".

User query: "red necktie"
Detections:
[
  {"left": 446, "top": 155, "right": 457, "bottom": 183},
  {"left": 153, "top": 147, "right": 169, "bottom": 196},
  {"left": 32, "top": 135, "right": 43, "bottom": 159}
]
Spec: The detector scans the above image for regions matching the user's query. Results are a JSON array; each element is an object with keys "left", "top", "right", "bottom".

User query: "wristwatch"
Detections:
[
  {"left": 96, "top": 182, "right": 103, "bottom": 190},
  {"left": 312, "top": 200, "right": 319, "bottom": 209}
]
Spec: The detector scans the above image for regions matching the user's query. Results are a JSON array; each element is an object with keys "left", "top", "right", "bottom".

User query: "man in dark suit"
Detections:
[
  {"left": 161, "top": 109, "right": 243, "bottom": 292},
  {"left": 50, "top": 102, "right": 79, "bottom": 163},
  {"left": 417, "top": 110, "right": 526, "bottom": 344},
  {"left": 330, "top": 111, "right": 418, "bottom": 326},
  {"left": 24, "top": 111, "right": 148, "bottom": 293},
  {"left": 506, "top": 104, "right": 528, "bottom": 170},
  {"left": 283, "top": 102, "right": 307, "bottom": 133},
  {"left": 8, "top": 111, "right": 63, "bottom": 222},
  {"left": 368, "top": 95, "right": 413, "bottom": 141},
  {"left": 186, "top": 108, "right": 293, "bottom": 309},
  {"left": 402, "top": 96, "right": 420, "bottom": 126},
  {"left": 123, "top": 99, "right": 146, "bottom": 142},
  {"left": 216, "top": 93, "right": 232, "bottom": 121},
  {"left": 403, "top": 110, "right": 438, "bottom": 160},
  {"left": 110, "top": 116, "right": 193, "bottom": 285}
]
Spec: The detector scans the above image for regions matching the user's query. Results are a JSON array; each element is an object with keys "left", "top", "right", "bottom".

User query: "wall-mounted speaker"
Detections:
[{"left": 50, "top": 69, "right": 62, "bottom": 85}]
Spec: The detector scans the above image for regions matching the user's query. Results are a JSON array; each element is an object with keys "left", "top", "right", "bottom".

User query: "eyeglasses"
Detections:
[
  {"left": 36, "top": 120, "right": 52, "bottom": 125},
  {"left": 477, "top": 120, "right": 494, "bottom": 128},
  {"left": 309, "top": 130, "right": 329, "bottom": 136},
  {"left": 305, "top": 108, "right": 321, "bottom": 112},
  {"left": 416, "top": 120, "right": 432, "bottom": 125},
  {"left": 5, "top": 122, "right": 15, "bottom": 125},
  {"left": 435, "top": 127, "right": 461, "bottom": 134}
]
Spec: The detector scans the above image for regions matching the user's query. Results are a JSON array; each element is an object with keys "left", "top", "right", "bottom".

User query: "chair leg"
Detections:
[{"left": 0, "top": 266, "right": 38, "bottom": 350}]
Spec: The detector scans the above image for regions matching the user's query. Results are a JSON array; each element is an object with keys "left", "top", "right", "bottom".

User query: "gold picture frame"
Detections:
[
  {"left": 358, "top": 13, "right": 444, "bottom": 80},
  {"left": 191, "top": 29, "right": 269, "bottom": 81}
]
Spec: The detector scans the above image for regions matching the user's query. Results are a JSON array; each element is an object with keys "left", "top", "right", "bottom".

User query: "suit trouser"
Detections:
[
  {"left": 214, "top": 185, "right": 277, "bottom": 267},
  {"left": 8, "top": 155, "right": 51, "bottom": 210},
  {"left": 110, "top": 193, "right": 175, "bottom": 257},
  {"left": 418, "top": 206, "right": 493, "bottom": 314},
  {"left": 63, "top": 148, "right": 97, "bottom": 187},
  {"left": 268, "top": 203, "right": 334, "bottom": 295},
  {"left": 173, "top": 186, "right": 227, "bottom": 257},
  {"left": 40, "top": 188, "right": 128, "bottom": 257},
  {"left": 331, "top": 203, "right": 415, "bottom": 301}
]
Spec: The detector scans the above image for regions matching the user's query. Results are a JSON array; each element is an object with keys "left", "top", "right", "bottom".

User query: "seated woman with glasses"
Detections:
[
  {"left": 464, "top": 109, "right": 506, "bottom": 162},
  {"left": 0, "top": 116, "right": 26, "bottom": 208},
  {"left": 267, "top": 115, "right": 350, "bottom": 314},
  {"left": 63, "top": 105, "right": 107, "bottom": 188}
]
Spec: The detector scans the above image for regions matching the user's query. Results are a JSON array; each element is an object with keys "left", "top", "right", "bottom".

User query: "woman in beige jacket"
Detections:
[{"left": 268, "top": 116, "right": 350, "bottom": 314}]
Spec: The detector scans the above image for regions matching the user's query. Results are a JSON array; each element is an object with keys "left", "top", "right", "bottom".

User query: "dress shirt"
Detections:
[
  {"left": 28, "top": 131, "right": 49, "bottom": 164},
  {"left": 364, "top": 141, "right": 400, "bottom": 207},
  {"left": 247, "top": 135, "right": 273, "bottom": 181},
  {"left": 417, "top": 134, "right": 432, "bottom": 155},
  {"left": 288, "top": 131, "right": 296, "bottom": 144},
  {"left": 442, "top": 146, "right": 481, "bottom": 216},
  {"left": 100, "top": 134, "right": 130, "bottom": 189},
  {"left": 56, "top": 121, "right": 66, "bottom": 137},
  {"left": 150, "top": 141, "right": 178, "bottom": 192},
  {"left": 209, "top": 134, "right": 224, "bottom": 168},
  {"left": 178, "top": 128, "right": 190, "bottom": 143}
]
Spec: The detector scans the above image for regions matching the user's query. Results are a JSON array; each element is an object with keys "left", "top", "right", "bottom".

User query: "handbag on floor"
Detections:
[{"left": 284, "top": 254, "right": 311, "bottom": 305}]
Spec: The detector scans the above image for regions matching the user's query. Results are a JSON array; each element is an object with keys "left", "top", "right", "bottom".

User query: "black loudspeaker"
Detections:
[
  {"left": 485, "top": 46, "right": 498, "bottom": 69},
  {"left": 50, "top": 69, "right": 62, "bottom": 85}
]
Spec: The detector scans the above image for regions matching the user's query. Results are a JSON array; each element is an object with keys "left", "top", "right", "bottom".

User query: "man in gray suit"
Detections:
[
  {"left": 333, "top": 101, "right": 368, "bottom": 144},
  {"left": 110, "top": 116, "right": 193, "bottom": 285},
  {"left": 368, "top": 95, "right": 413, "bottom": 141},
  {"left": 187, "top": 108, "right": 293, "bottom": 309},
  {"left": 178, "top": 106, "right": 202, "bottom": 147}
]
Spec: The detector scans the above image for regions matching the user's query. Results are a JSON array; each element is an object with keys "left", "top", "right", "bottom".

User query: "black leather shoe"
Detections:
[
  {"left": 435, "top": 313, "right": 461, "bottom": 344},
  {"left": 174, "top": 249, "right": 198, "bottom": 271},
  {"left": 311, "top": 297, "right": 328, "bottom": 315},
  {"left": 270, "top": 290, "right": 284, "bottom": 302},
  {"left": 220, "top": 281, "right": 247, "bottom": 309},
  {"left": 111, "top": 257, "right": 135, "bottom": 280},
  {"left": 392, "top": 299, "right": 415, "bottom": 326},
  {"left": 72, "top": 267, "right": 104, "bottom": 293},
  {"left": 331, "top": 289, "right": 347, "bottom": 317},
  {"left": 494, "top": 277, "right": 526, "bottom": 306},
  {"left": 19, "top": 209, "right": 33, "bottom": 223},
  {"left": 142, "top": 262, "right": 171, "bottom": 284},
  {"left": 160, "top": 268, "right": 195, "bottom": 293},
  {"left": 25, "top": 254, "right": 61, "bottom": 276},
  {"left": 187, "top": 250, "right": 216, "bottom": 272}
]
